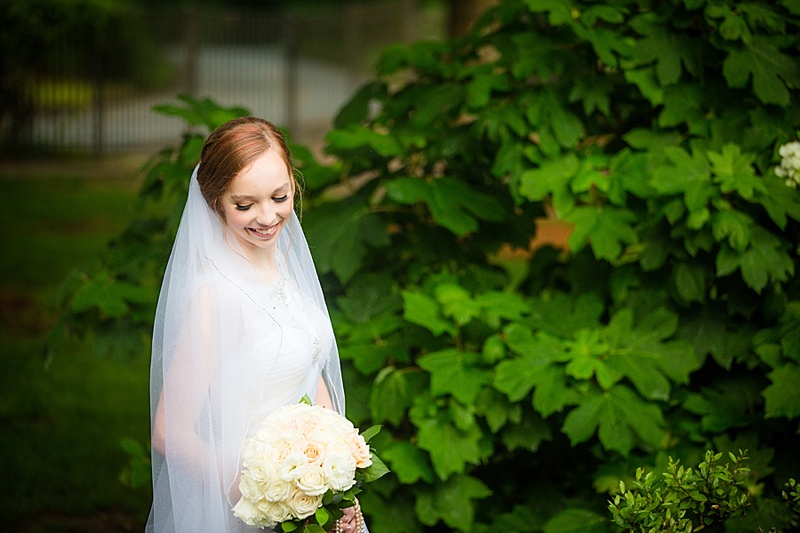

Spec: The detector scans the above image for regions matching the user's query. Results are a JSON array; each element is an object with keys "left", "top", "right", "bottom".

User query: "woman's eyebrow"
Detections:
[
  {"left": 229, "top": 194, "right": 257, "bottom": 202},
  {"left": 229, "top": 184, "right": 291, "bottom": 202}
]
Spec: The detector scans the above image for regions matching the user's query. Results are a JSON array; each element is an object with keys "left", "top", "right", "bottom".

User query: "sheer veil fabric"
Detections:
[{"left": 146, "top": 165, "right": 346, "bottom": 532}]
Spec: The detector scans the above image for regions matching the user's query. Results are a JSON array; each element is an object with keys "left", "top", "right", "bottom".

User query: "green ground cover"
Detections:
[{"left": 0, "top": 170, "right": 154, "bottom": 531}]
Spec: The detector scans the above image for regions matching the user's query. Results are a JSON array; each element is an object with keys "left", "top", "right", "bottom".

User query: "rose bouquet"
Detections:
[{"left": 232, "top": 398, "right": 388, "bottom": 532}]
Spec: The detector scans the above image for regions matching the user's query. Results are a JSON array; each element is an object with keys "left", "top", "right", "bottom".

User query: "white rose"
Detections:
[
  {"left": 279, "top": 450, "right": 309, "bottom": 482},
  {"left": 263, "top": 476, "right": 293, "bottom": 503},
  {"left": 247, "top": 458, "right": 279, "bottom": 483},
  {"left": 286, "top": 488, "right": 323, "bottom": 519},
  {"left": 296, "top": 464, "right": 330, "bottom": 496},
  {"left": 242, "top": 437, "right": 272, "bottom": 467},
  {"left": 296, "top": 407, "right": 324, "bottom": 434},
  {"left": 322, "top": 449, "right": 357, "bottom": 492},
  {"left": 232, "top": 497, "right": 262, "bottom": 527},
  {"left": 258, "top": 499, "right": 293, "bottom": 525},
  {"left": 238, "top": 474, "right": 263, "bottom": 502},
  {"left": 278, "top": 427, "right": 307, "bottom": 449}
]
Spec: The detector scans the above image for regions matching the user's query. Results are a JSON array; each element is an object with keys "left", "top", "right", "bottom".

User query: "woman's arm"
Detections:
[
  {"left": 315, "top": 375, "right": 334, "bottom": 409},
  {"left": 152, "top": 285, "right": 217, "bottom": 475}
]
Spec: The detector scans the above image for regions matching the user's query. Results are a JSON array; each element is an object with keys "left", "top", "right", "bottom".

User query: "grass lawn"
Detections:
[{"left": 0, "top": 162, "right": 156, "bottom": 532}]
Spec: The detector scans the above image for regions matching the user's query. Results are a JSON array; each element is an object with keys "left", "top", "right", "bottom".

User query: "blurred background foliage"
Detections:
[{"left": 3, "top": 0, "right": 800, "bottom": 532}]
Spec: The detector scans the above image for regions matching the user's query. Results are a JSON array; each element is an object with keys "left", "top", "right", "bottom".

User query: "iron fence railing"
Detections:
[{"left": 8, "top": 1, "right": 427, "bottom": 154}]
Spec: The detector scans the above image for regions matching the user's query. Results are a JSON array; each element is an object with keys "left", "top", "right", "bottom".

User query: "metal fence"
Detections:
[{"left": 10, "top": 0, "right": 428, "bottom": 154}]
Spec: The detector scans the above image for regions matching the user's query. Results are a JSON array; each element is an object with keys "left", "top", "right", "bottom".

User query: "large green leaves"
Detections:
[
  {"left": 562, "top": 384, "right": 667, "bottom": 455},
  {"left": 303, "top": 198, "right": 389, "bottom": 283},
  {"left": 385, "top": 177, "right": 505, "bottom": 237},
  {"left": 722, "top": 36, "right": 800, "bottom": 106},
  {"left": 763, "top": 363, "right": 800, "bottom": 419}
]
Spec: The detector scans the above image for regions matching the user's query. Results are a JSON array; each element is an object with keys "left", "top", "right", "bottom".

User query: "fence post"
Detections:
[
  {"left": 283, "top": 12, "right": 298, "bottom": 135},
  {"left": 92, "top": 28, "right": 105, "bottom": 156},
  {"left": 184, "top": 5, "right": 199, "bottom": 97}
]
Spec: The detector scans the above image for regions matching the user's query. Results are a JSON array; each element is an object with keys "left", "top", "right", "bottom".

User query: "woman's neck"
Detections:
[{"left": 244, "top": 246, "right": 279, "bottom": 285}]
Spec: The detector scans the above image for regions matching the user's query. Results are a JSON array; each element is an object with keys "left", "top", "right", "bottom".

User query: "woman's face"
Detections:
[{"left": 220, "top": 149, "right": 294, "bottom": 255}]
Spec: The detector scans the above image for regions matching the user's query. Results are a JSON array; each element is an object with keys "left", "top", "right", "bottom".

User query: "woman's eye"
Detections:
[
  {"left": 274, "top": 195, "right": 289, "bottom": 203},
  {"left": 235, "top": 204, "right": 252, "bottom": 211}
]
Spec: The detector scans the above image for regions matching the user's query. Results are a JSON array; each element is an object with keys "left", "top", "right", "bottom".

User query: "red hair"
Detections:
[{"left": 197, "top": 117, "right": 296, "bottom": 219}]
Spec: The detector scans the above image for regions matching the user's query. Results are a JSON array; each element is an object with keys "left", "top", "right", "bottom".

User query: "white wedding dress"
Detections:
[{"left": 147, "top": 168, "right": 345, "bottom": 533}]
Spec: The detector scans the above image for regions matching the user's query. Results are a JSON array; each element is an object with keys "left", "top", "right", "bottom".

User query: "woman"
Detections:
[{"left": 146, "top": 117, "right": 361, "bottom": 532}]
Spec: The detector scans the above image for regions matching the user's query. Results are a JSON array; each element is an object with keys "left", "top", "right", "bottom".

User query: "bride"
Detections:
[{"left": 146, "top": 117, "right": 361, "bottom": 532}]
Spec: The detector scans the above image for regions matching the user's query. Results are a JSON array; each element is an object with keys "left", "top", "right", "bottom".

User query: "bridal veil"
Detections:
[{"left": 146, "top": 164, "right": 346, "bottom": 532}]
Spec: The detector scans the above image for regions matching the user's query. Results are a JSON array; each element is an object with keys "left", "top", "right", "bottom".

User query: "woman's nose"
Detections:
[{"left": 254, "top": 203, "right": 275, "bottom": 224}]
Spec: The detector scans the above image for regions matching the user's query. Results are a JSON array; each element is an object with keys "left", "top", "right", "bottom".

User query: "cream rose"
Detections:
[
  {"left": 347, "top": 433, "right": 372, "bottom": 469},
  {"left": 296, "top": 464, "right": 329, "bottom": 496},
  {"left": 286, "top": 489, "right": 323, "bottom": 519}
]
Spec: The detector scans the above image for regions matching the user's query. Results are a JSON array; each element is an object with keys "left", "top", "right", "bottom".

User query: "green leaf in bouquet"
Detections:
[
  {"left": 361, "top": 453, "right": 390, "bottom": 483},
  {"left": 281, "top": 521, "right": 299, "bottom": 532},
  {"left": 360, "top": 425, "right": 382, "bottom": 443},
  {"left": 302, "top": 524, "right": 326, "bottom": 533},
  {"left": 314, "top": 507, "right": 330, "bottom": 527}
]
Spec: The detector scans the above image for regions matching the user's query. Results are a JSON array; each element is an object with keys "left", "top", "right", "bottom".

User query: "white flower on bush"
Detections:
[
  {"left": 775, "top": 140, "right": 800, "bottom": 188},
  {"left": 231, "top": 402, "right": 374, "bottom": 528}
]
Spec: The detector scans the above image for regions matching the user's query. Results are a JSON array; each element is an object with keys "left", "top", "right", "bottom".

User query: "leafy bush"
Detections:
[
  {"left": 52, "top": 0, "right": 800, "bottom": 531},
  {"left": 609, "top": 450, "right": 754, "bottom": 532}
]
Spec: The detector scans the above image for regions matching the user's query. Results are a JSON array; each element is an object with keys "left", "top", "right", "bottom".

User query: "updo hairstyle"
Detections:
[{"left": 197, "top": 116, "right": 297, "bottom": 219}]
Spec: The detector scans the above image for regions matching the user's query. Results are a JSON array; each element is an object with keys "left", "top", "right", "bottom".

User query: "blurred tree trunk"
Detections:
[{"left": 447, "top": 0, "right": 499, "bottom": 37}]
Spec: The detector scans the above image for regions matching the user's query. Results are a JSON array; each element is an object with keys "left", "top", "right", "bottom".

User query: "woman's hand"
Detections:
[{"left": 333, "top": 501, "right": 363, "bottom": 533}]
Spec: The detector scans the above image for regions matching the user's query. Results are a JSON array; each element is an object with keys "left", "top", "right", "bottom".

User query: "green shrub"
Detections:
[{"left": 609, "top": 450, "right": 754, "bottom": 532}]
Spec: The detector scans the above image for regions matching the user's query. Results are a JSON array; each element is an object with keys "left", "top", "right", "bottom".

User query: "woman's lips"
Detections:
[{"left": 248, "top": 224, "right": 278, "bottom": 238}]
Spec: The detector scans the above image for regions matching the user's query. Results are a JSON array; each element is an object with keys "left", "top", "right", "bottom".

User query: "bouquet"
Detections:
[{"left": 232, "top": 398, "right": 388, "bottom": 532}]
